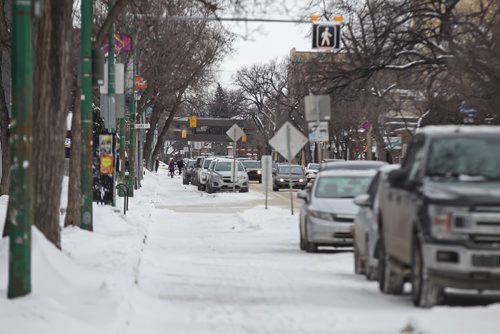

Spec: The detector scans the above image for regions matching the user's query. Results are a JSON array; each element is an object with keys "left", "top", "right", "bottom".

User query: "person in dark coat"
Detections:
[{"left": 177, "top": 159, "right": 185, "bottom": 175}]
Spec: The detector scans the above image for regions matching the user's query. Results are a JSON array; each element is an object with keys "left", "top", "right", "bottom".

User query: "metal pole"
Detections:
[
  {"left": 7, "top": 0, "right": 34, "bottom": 298},
  {"left": 108, "top": 0, "right": 116, "bottom": 206},
  {"left": 233, "top": 140, "right": 236, "bottom": 193},
  {"left": 80, "top": 0, "right": 93, "bottom": 231},
  {"left": 127, "top": 38, "right": 136, "bottom": 195},
  {"left": 287, "top": 126, "right": 294, "bottom": 215}
]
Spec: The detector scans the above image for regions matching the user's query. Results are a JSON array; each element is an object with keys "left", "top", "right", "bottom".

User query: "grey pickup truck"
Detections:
[{"left": 378, "top": 125, "right": 500, "bottom": 307}]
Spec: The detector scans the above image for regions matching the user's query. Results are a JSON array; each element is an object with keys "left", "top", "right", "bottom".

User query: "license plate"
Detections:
[{"left": 472, "top": 254, "right": 500, "bottom": 267}]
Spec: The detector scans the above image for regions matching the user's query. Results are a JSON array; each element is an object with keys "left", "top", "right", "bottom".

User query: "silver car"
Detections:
[
  {"left": 205, "top": 158, "right": 249, "bottom": 193},
  {"left": 196, "top": 157, "right": 214, "bottom": 191},
  {"left": 298, "top": 169, "right": 376, "bottom": 252},
  {"left": 353, "top": 165, "right": 399, "bottom": 280}
]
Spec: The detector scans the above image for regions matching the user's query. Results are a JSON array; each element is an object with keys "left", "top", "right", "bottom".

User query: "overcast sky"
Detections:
[{"left": 216, "top": 16, "right": 312, "bottom": 88}]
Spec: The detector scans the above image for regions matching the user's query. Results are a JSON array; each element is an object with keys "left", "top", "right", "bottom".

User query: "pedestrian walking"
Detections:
[
  {"left": 168, "top": 159, "right": 176, "bottom": 178},
  {"left": 177, "top": 159, "right": 185, "bottom": 175}
]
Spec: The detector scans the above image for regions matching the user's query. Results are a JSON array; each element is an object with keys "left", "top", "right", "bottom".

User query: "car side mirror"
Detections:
[
  {"left": 354, "top": 194, "right": 372, "bottom": 207},
  {"left": 297, "top": 190, "right": 308, "bottom": 202},
  {"left": 388, "top": 169, "right": 407, "bottom": 188}
]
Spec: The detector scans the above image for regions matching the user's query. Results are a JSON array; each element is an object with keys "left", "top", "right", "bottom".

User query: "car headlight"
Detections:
[
  {"left": 213, "top": 173, "right": 222, "bottom": 181},
  {"left": 429, "top": 205, "right": 469, "bottom": 240},
  {"left": 299, "top": 178, "right": 304, "bottom": 183},
  {"left": 279, "top": 178, "right": 285, "bottom": 182},
  {"left": 308, "top": 210, "right": 335, "bottom": 221},
  {"left": 257, "top": 170, "right": 262, "bottom": 175},
  {"left": 238, "top": 174, "right": 247, "bottom": 180}
]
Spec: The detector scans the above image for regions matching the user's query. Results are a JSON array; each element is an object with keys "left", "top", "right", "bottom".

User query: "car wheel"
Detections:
[
  {"left": 412, "top": 236, "right": 442, "bottom": 308},
  {"left": 259, "top": 178, "right": 262, "bottom": 184},
  {"left": 303, "top": 219, "right": 317, "bottom": 253},
  {"left": 206, "top": 183, "right": 213, "bottom": 194},
  {"left": 354, "top": 245, "right": 365, "bottom": 275},
  {"left": 273, "top": 185, "right": 279, "bottom": 191},
  {"left": 378, "top": 235, "right": 404, "bottom": 295},
  {"left": 299, "top": 231, "right": 306, "bottom": 250},
  {"left": 239, "top": 188, "right": 249, "bottom": 193}
]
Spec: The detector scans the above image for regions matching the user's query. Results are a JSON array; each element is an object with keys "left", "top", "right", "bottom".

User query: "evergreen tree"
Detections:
[{"left": 208, "top": 83, "right": 231, "bottom": 118}]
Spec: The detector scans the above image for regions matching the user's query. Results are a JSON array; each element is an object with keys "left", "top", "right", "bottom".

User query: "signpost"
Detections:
[
  {"left": 226, "top": 124, "right": 244, "bottom": 193},
  {"left": 268, "top": 121, "right": 308, "bottom": 215},
  {"left": 261, "top": 155, "right": 273, "bottom": 209}
]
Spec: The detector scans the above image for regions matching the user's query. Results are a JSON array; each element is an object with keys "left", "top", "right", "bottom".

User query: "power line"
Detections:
[{"left": 133, "top": 14, "right": 312, "bottom": 24}]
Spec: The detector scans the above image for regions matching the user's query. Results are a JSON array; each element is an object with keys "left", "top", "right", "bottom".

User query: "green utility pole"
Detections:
[
  {"left": 108, "top": 0, "right": 116, "bottom": 206},
  {"left": 127, "top": 42, "right": 136, "bottom": 196},
  {"left": 80, "top": 0, "right": 93, "bottom": 231},
  {"left": 7, "top": 0, "right": 34, "bottom": 298}
]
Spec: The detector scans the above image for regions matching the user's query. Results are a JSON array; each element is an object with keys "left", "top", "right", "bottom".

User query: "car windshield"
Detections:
[
  {"left": 427, "top": 136, "right": 500, "bottom": 180},
  {"left": 187, "top": 161, "right": 195, "bottom": 168},
  {"left": 323, "top": 162, "right": 385, "bottom": 171},
  {"left": 278, "top": 166, "right": 304, "bottom": 175},
  {"left": 242, "top": 161, "right": 260, "bottom": 169},
  {"left": 215, "top": 161, "right": 244, "bottom": 172},
  {"left": 315, "top": 175, "right": 373, "bottom": 198},
  {"left": 203, "top": 159, "right": 212, "bottom": 168},
  {"left": 308, "top": 164, "right": 320, "bottom": 171}
]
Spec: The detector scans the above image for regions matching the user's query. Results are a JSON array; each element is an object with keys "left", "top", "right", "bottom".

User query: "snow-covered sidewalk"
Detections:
[{"left": 1, "top": 169, "right": 499, "bottom": 333}]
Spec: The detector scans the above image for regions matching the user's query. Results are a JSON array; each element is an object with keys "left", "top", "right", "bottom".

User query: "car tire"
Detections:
[
  {"left": 299, "top": 231, "right": 306, "bottom": 251},
  {"left": 303, "top": 219, "right": 317, "bottom": 253},
  {"left": 412, "top": 236, "right": 442, "bottom": 308},
  {"left": 206, "top": 183, "right": 213, "bottom": 194},
  {"left": 259, "top": 178, "right": 262, "bottom": 184},
  {"left": 378, "top": 236, "right": 404, "bottom": 295},
  {"left": 239, "top": 188, "right": 249, "bottom": 193},
  {"left": 273, "top": 185, "right": 279, "bottom": 191},
  {"left": 354, "top": 245, "right": 365, "bottom": 275}
]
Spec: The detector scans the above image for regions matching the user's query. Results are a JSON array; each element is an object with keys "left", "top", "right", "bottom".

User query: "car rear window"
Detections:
[{"left": 315, "top": 175, "right": 374, "bottom": 198}]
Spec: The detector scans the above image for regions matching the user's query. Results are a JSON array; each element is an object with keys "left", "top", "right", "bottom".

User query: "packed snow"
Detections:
[{"left": 1, "top": 168, "right": 499, "bottom": 333}]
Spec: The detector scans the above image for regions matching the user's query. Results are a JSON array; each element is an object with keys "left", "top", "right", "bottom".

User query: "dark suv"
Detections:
[{"left": 378, "top": 126, "right": 500, "bottom": 307}]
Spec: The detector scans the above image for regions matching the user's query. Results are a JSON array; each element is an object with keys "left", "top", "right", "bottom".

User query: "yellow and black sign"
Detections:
[
  {"left": 181, "top": 129, "right": 187, "bottom": 139},
  {"left": 241, "top": 134, "right": 247, "bottom": 143},
  {"left": 189, "top": 116, "right": 197, "bottom": 128}
]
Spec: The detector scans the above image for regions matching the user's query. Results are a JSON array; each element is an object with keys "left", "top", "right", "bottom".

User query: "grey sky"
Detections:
[{"left": 217, "top": 18, "right": 312, "bottom": 87}]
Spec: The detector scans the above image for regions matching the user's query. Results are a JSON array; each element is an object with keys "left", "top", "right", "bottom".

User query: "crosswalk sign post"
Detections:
[{"left": 312, "top": 22, "right": 341, "bottom": 50}]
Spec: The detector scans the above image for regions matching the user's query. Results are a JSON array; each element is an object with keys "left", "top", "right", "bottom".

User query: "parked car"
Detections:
[
  {"left": 191, "top": 156, "right": 205, "bottom": 186},
  {"left": 241, "top": 160, "right": 262, "bottom": 183},
  {"left": 298, "top": 169, "right": 376, "bottom": 252},
  {"left": 352, "top": 164, "right": 400, "bottom": 280},
  {"left": 272, "top": 164, "right": 307, "bottom": 191},
  {"left": 305, "top": 163, "right": 320, "bottom": 182},
  {"left": 320, "top": 160, "right": 387, "bottom": 172},
  {"left": 205, "top": 158, "right": 249, "bottom": 193},
  {"left": 378, "top": 125, "right": 500, "bottom": 308},
  {"left": 196, "top": 157, "right": 214, "bottom": 191},
  {"left": 182, "top": 159, "right": 196, "bottom": 185}
]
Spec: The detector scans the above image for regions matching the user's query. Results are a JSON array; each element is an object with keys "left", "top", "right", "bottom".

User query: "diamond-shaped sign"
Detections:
[
  {"left": 226, "top": 124, "right": 244, "bottom": 142},
  {"left": 269, "top": 122, "right": 308, "bottom": 162}
]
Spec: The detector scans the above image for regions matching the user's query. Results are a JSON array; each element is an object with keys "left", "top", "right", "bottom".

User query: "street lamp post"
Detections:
[
  {"left": 7, "top": 0, "right": 34, "bottom": 298},
  {"left": 80, "top": 0, "right": 93, "bottom": 231}
]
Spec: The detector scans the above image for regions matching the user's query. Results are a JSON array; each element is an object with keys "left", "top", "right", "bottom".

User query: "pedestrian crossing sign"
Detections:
[{"left": 312, "top": 22, "right": 341, "bottom": 50}]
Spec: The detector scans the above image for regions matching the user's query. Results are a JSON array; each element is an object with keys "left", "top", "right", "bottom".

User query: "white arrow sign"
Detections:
[
  {"left": 226, "top": 124, "right": 244, "bottom": 142},
  {"left": 269, "top": 121, "right": 308, "bottom": 162}
]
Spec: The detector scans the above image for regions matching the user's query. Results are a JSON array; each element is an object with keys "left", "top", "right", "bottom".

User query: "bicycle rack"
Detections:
[{"left": 116, "top": 183, "right": 129, "bottom": 215}]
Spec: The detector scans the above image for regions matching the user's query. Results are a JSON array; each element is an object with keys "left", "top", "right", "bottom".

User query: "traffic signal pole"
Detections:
[
  {"left": 80, "top": 0, "right": 93, "bottom": 231},
  {"left": 7, "top": 0, "right": 34, "bottom": 298}
]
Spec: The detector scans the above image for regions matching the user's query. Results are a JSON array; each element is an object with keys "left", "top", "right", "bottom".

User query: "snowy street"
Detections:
[{"left": 1, "top": 169, "right": 499, "bottom": 333}]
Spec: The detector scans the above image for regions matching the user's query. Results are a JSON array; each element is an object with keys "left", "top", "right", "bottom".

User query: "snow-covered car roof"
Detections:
[
  {"left": 317, "top": 169, "right": 377, "bottom": 178},
  {"left": 320, "top": 160, "right": 388, "bottom": 171},
  {"left": 416, "top": 125, "right": 500, "bottom": 136}
]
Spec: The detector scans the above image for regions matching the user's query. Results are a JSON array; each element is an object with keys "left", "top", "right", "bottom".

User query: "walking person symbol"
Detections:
[{"left": 321, "top": 27, "right": 332, "bottom": 46}]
